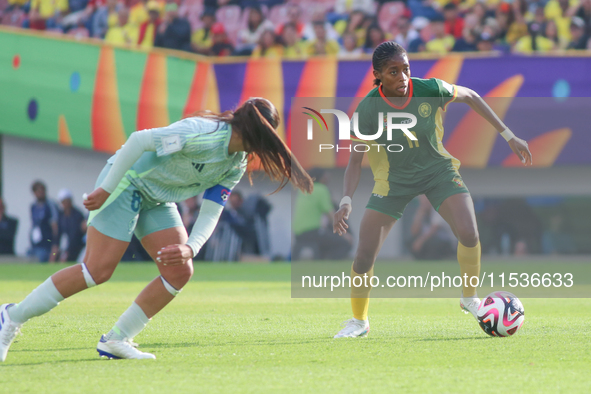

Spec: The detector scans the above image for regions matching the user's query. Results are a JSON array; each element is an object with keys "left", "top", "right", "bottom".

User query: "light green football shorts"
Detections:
[{"left": 87, "top": 164, "right": 184, "bottom": 242}]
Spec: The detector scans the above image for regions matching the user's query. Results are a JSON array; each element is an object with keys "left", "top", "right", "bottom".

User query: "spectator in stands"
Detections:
[
  {"left": 235, "top": 6, "right": 274, "bottom": 55},
  {"left": 544, "top": 19, "right": 561, "bottom": 48},
  {"left": 211, "top": 190, "right": 249, "bottom": 261},
  {"left": 191, "top": 9, "right": 215, "bottom": 54},
  {"left": 408, "top": 195, "right": 455, "bottom": 260},
  {"left": 29, "top": 181, "right": 59, "bottom": 263},
  {"left": 542, "top": 213, "right": 576, "bottom": 254},
  {"left": 513, "top": 20, "right": 556, "bottom": 53},
  {"left": 408, "top": 0, "right": 441, "bottom": 21},
  {"left": 476, "top": 31, "right": 496, "bottom": 51},
  {"left": 203, "top": 0, "right": 240, "bottom": 14},
  {"left": 307, "top": 20, "right": 341, "bottom": 56},
  {"left": 0, "top": 198, "right": 18, "bottom": 256},
  {"left": 567, "top": 16, "right": 589, "bottom": 49},
  {"left": 503, "top": 0, "right": 529, "bottom": 46},
  {"left": 138, "top": 1, "right": 161, "bottom": 49},
  {"left": 129, "top": 0, "right": 159, "bottom": 26},
  {"left": 27, "top": 0, "right": 68, "bottom": 30},
  {"left": 363, "top": 23, "right": 387, "bottom": 53},
  {"left": 544, "top": 0, "right": 575, "bottom": 48},
  {"left": 453, "top": 27, "right": 479, "bottom": 51},
  {"left": 394, "top": 14, "right": 421, "bottom": 51},
  {"left": 334, "top": 10, "right": 367, "bottom": 48},
  {"left": 105, "top": 7, "right": 139, "bottom": 47},
  {"left": 574, "top": 0, "right": 591, "bottom": 33},
  {"left": 334, "top": 0, "right": 375, "bottom": 16},
  {"left": 209, "top": 21, "right": 234, "bottom": 56},
  {"left": 425, "top": 16, "right": 455, "bottom": 54},
  {"left": 303, "top": 11, "right": 340, "bottom": 42},
  {"left": 339, "top": 31, "right": 363, "bottom": 58},
  {"left": 56, "top": 189, "right": 86, "bottom": 262},
  {"left": 292, "top": 168, "right": 335, "bottom": 261},
  {"left": 154, "top": 1, "right": 191, "bottom": 51},
  {"left": 275, "top": 3, "right": 304, "bottom": 38},
  {"left": 5, "top": 0, "right": 28, "bottom": 12},
  {"left": 330, "top": 0, "right": 374, "bottom": 24},
  {"left": 443, "top": 3, "right": 464, "bottom": 39},
  {"left": 280, "top": 22, "right": 306, "bottom": 58},
  {"left": 60, "top": 0, "right": 91, "bottom": 32},
  {"left": 251, "top": 29, "right": 283, "bottom": 58},
  {"left": 92, "top": 0, "right": 121, "bottom": 38}
]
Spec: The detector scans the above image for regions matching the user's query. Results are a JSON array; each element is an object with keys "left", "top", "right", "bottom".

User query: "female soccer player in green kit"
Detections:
[
  {"left": 332, "top": 42, "right": 532, "bottom": 338},
  {"left": 0, "top": 98, "right": 313, "bottom": 360}
]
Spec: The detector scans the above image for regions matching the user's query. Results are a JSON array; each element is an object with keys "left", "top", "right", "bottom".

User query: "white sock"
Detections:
[
  {"left": 8, "top": 278, "right": 65, "bottom": 324},
  {"left": 106, "top": 302, "right": 150, "bottom": 340}
]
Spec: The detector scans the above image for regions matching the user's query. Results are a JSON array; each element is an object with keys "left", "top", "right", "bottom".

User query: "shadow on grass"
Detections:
[
  {"left": 145, "top": 337, "right": 333, "bottom": 349},
  {"left": 11, "top": 347, "right": 92, "bottom": 352},
  {"left": 1, "top": 358, "right": 104, "bottom": 367},
  {"left": 415, "top": 337, "right": 489, "bottom": 342}
]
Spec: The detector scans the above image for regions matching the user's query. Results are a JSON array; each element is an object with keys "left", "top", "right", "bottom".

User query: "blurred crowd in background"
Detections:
[
  {"left": 0, "top": 180, "right": 273, "bottom": 263},
  {"left": 0, "top": 178, "right": 587, "bottom": 262},
  {"left": 1, "top": 0, "right": 591, "bottom": 57}
]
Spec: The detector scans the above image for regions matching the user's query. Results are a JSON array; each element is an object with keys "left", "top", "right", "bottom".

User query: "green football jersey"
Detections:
[{"left": 352, "top": 77, "right": 460, "bottom": 196}]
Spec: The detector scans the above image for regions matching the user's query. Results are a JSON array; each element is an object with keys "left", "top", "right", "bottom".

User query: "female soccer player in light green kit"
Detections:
[
  {"left": 0, "top": 98, "right": 313, "bottom": 361},
  {"left": 332, "top": 42, "right": 532, "bottom": 338}
]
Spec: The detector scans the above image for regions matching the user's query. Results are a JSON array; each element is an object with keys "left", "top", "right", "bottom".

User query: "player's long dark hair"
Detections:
[
  {"left": 372, "top": 41, "right": 407, "bottom": 87},
  {"left": 190, "top": 98, "right": 313, "bottom": 194}
]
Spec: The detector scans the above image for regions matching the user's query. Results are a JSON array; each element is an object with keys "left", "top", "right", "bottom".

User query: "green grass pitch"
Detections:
[{"left": 1, "top": 262, "right": 590, "bottom": 393}]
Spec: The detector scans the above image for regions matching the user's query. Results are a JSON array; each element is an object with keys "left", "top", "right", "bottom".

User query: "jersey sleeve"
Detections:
[
  {"left": 151, "top": 118, "right": 206, "bottom": 157},
  {"left": 433, "top": 78, "right": 457, "bottom": 112}
]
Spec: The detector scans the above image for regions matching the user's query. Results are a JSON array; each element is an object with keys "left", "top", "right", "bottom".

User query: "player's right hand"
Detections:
[
  {"left": 333, "top": 204, "right": 352, "bottom": 236},
  {"left": 83, "top": 187, "right": 110, "bottom": 211}
]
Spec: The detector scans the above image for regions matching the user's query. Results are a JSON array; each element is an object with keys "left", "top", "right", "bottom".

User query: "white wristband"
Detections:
[
  {"left": 500, "top": 128, "right": 515, "bottom": 142},
  {"left": 339, "top": 196, "right": 352, "bottom": 208}
]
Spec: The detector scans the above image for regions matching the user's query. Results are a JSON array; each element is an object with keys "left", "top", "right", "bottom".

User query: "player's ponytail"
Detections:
[
  {"left": 372, "top": 41, "right": 407, "bottom": 86},
  {"left": 232, "top": 98, "right": 314, "bottom": 194}
]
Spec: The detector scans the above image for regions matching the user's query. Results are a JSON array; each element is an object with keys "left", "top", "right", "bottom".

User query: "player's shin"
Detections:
[
  {"left": 351, "top": 265, "right": 374, "bottom": 321},
  {"left": 7, "top": 277, "right": 65, "bottom": 324},
  {"left": 457, "top": 241, "right": 481, "bottom": 298}
]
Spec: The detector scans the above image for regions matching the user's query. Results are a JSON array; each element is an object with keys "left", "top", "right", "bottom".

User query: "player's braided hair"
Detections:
[
  {"left": 372, "top": 41, "right": 407, "bottom": 87},
  {"left": 188, "top": 99, "right": 313, "bottom": 194}
]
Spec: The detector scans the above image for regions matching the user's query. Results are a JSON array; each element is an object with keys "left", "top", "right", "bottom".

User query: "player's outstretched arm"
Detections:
[
  {"left": 454, "top": 85, "right": 533, "bottom": 166},
  {"left": 333, "top": 143, "right": 364, "bottom": 236},
  {"left": 84, "top": 130, "right": 156, "bottom": 211}
]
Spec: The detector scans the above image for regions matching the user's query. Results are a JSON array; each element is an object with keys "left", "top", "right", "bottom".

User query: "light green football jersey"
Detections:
[{"left": 107, "top": 117, "right": 247, "bottom": 204}]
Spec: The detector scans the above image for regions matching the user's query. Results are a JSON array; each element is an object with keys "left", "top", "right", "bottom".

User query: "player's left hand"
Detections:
[
  {"left": 157, "top": 244, "right": 193, "bottom": 266},
  {"left": 508, "top": 137, "right": 533, "bottom": 166}
]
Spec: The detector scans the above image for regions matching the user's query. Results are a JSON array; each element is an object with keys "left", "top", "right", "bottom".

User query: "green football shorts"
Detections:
[
  {"left": 366, "top": 171, "right": 470, "bottom": 220},
  {"left": 87, "top": 164, "right": 184, "bottom": 242}
]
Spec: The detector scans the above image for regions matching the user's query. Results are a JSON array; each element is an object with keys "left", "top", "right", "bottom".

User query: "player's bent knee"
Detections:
[
  {"left": 353, "top": 252, "right": 375, "bottom": 274},
  {"left": 458, "top": 228, "right": 479, "bottom": 248},
  {"left": 92, "top": 270, "right": 114, "bottom": 285},
  {"left": 162, "top": 262, "right": 193, "bottom": 290}
]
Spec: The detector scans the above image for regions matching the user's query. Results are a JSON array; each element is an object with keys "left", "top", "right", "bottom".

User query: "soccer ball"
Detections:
[{"left": 477, "top": 291, "right": 525, "bottom": 337}]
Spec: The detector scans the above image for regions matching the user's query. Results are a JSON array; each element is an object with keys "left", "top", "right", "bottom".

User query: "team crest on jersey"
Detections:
[
  {"left": 419, "top": 102, "right": 432, "bottom": 118},
  {"left": 452, "top": 176, "right": 464, "bottom": 187}
]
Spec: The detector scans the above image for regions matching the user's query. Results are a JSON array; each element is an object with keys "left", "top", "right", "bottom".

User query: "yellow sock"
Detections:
[
  {"left": 457, "top": 241, "right": 481, "bottom": 297},
  {"left": 350, "top": 265, "right": 373, "bottom": 321}
]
